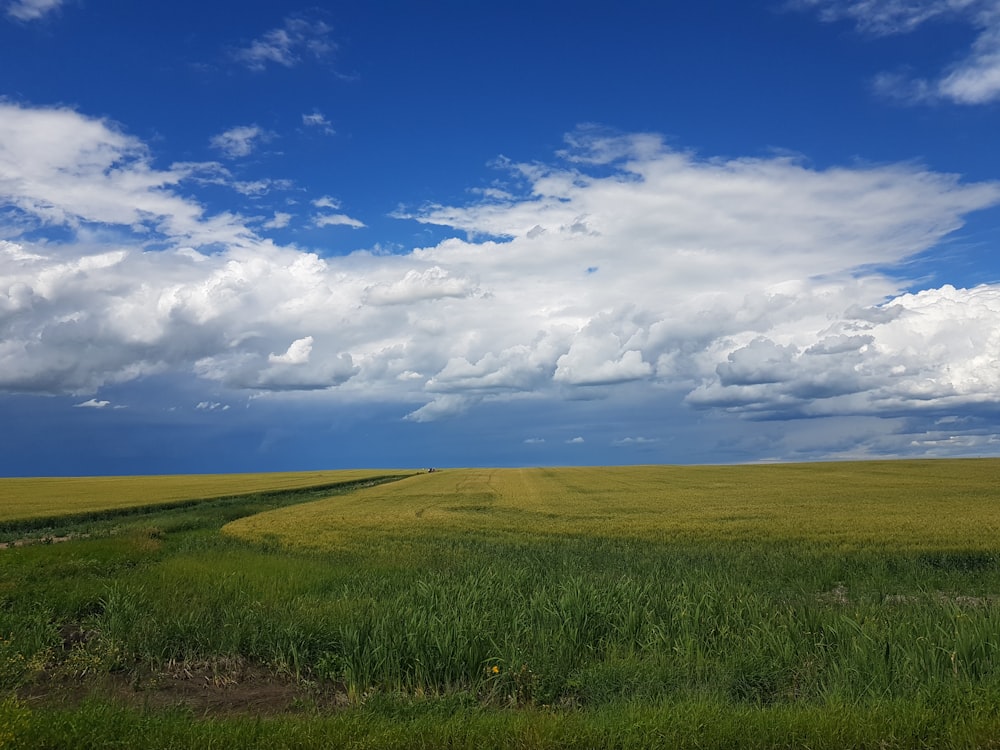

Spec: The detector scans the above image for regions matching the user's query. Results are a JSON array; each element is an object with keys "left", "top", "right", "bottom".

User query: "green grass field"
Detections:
[{"left": 3, "top": 459, "right": 1000, "bottom": 748}]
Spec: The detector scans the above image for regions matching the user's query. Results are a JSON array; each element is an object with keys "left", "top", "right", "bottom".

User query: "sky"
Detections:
[{"left": 2, "top": 0, "right": 1000, "bottom": 476}]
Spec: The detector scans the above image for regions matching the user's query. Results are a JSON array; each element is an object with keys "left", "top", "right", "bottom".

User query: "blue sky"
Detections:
[{"left": 3, "top": 0, "right": 1000, "bottom": 475}]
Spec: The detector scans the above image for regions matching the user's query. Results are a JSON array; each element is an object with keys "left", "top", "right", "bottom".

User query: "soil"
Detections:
[
  {"left": 0, "top": 534, "right": 82, "bottom": 550},
  {"left": 20, "top": 659, "right": 351, "bottom": 718}
]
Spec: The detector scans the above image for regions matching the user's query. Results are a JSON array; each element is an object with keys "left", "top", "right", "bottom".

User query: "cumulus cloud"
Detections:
[
  {"left": 365, "top": 267, "right": 478, "bottom": 306},
  {"left": 197, "top": 347, "right": 358, "bottom": 392},
  {"left": 554, "top": 336, "right": 653, "bottom": 386},
  {"left": 799, "top": 0, "right": 1000, "bottom": 104},
  {"left": 269, "top": 336, "right": 313, "bottom": 364},
  {"left": 5, "top": 105, "right": 1000, "bottom": 454},
  {"left": 232, "top": 16, "right": 334, "bottom": 71},
  {"left": 426, "top": 344, "right": 553, "bottom": 394},
  {"left": 688, "top": 284, "right": 1000, "bottom": 419},
  {"left": 5, "top": 0, "right": 63, "bottom": 21}
]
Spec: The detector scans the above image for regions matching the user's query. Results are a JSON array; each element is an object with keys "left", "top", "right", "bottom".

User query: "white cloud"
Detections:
[
  {"left": 365, "top": 267, "right": 477, "bottom": 306},
  {"left": 184, "top": 167, "right": 292, "bottom": 198},
  {"left": 302, "top": 112, "right": 335, "bottom": 135},
  {"left": 404, "top": 395, "right": 477, "bottom": 422},
  {"left": 5, "top": 105, "right": 1000, "bottom": 456},
  {"left": 5, "top": 0, "right": 63, "bottom": 21},
  {"left": 554, "top": 335, "right": 653, "bottom": 386},
  {"left": 232, "top": 178, "right": 293, "bottom": 196},
  {"left": 800, "top": 0, "right": 1000, "bottom": 104},
  {"left": 73, "top": 398, "right": 109, "bottom": 408},
  {"left": 232, "top": 180, "right": 271, "bottom": 196},
  {"left": 311, "top": 196, "right": 365, "bottom": 228},
  {"left": 796, "top": 0, "right": 981, "bottom": 34},
  {"left": 312, "top": 195, "right": 340, "bottom": 209},
  {"left": 196, "top": 401, "right": 230, "bottom": 411},
  {"left": 198, "top": 348, "right": 358, "bottom": 392},
  {"left": 426, "top": 344, "right": 553, "bottom": 393},
  {"left": 263, "top": 211, "right": 292, "bottom": 229},
  {"left": 938, "top": 15, "right": 1000, "bottom": 103},
  {"left": 232, "top": 16, "right": 334, "bottom": 71},
  {"left": 613, "top": 436, "right": 659, "bottom": 445},
  {"left": 269, "top": 336, "right": 313, "bottom": 364},
  {"left": 210, "top": 125, "right": 268, "bottom": 159},
  {"left": 566, "top": 436, "right": 585, "bottom": 444},
  {"left": 0, "top": 103, "right": 256, "bottom": 249},
  {"left": 687, "top": 284, "right": 1000, "bottom": 419},
  {"left": 313, "top": 213, "right": 365, "bottom": 229}
]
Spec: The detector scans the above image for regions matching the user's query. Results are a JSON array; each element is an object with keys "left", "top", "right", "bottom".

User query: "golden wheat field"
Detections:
[
  {"left": 0, "top": 469, "right": 413, "bottom": 523},
  {"left": 223, "top": 459, "right": 1000, "bottom": 553}
]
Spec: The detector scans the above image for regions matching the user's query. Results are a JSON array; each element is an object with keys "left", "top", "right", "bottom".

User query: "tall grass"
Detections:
[{"left": 31, "top": 531, "right": 1000, "bottom": 708}]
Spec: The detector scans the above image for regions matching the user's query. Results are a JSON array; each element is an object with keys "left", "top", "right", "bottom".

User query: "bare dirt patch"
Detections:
[
  {"left": 20, "top": 658, "right": 350, "bottom": 717},
  {"left": 817, "top": 583, "right": 850, "bottom": 606},
  {"left": 0, "top": 534, "right": 84, "bottom": 550}
]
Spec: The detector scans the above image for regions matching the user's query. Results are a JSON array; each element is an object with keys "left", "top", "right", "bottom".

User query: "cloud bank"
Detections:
[{"left": 3, "top": 104, "right": 1000, "bottom": 446}]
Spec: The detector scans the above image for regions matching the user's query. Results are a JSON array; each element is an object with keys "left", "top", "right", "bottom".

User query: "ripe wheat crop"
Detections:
[
  {"left": 0, "top": 469, "right": 411, "bottom": 524},
  {"left": 224, "top": 459, "right": 1000, "bottom": 553}
]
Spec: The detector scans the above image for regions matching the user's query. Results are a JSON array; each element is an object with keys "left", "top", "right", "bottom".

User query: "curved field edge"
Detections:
[
  {"left": 0, "top": 469, "right": 419, "bottom": 526},
  {"left": 222, "top": 459, "right": 1000, "bottom": 553}
]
